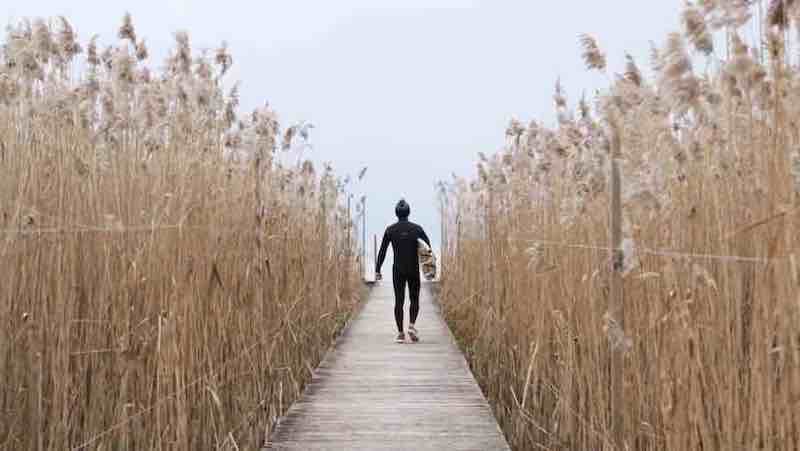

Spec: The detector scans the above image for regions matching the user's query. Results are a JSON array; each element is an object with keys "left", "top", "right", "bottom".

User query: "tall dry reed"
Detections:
[
  {"left": 0, "top": 15, "right": 362, "bottom": 449},
  {"left": 439, "top": 2, "right": 800, "bottom": 449}
]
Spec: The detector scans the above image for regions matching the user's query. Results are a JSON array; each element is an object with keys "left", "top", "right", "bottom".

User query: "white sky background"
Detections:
[{"left": 3, "top": 1, "right": 683, "bottom": 255}]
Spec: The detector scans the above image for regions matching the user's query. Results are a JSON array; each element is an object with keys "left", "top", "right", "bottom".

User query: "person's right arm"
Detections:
[{"left": 375, "top": 228, "right": 391, "bottom": 280}]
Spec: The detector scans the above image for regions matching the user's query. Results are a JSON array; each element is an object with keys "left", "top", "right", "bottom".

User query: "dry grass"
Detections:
[
  {"left": 0, "top": 16, "right": 362, "bottom": 449},
  {"left": 439, "top": 2, "right": 800, "bottom": 450}
]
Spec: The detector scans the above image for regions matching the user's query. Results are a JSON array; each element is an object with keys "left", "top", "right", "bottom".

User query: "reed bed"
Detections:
[
  {"left": 439, "top": 2, "right": 800, "bottom": 450},
  {"left": 0, "top": 15, "right": 362, "bottom": 449}
]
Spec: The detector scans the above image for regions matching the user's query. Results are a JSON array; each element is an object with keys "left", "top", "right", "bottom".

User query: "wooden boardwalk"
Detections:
[{"left": 265, "top": 281, "right": 511, "bottom": 450}]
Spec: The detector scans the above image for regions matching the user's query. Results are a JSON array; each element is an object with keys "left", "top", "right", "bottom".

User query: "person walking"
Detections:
[{"left": 375, "top": 199, "right": 431, "bottom": 343}]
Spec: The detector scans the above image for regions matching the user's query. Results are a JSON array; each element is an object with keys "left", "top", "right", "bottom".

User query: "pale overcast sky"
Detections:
[{"left": 3, "top": 1, "right": 682, "bottom": 253}]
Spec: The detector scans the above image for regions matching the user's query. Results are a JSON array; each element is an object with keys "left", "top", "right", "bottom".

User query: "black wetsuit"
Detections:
[{"left": 376, "top": 219, "right": 431, "bottom": 333}]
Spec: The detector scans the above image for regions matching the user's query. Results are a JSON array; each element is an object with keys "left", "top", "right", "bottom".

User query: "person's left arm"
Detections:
[{"left": 418, "top": 226, "right": 431, "bottom": 248}]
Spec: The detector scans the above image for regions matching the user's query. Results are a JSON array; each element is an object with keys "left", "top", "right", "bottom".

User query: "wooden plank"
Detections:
[{"left": 265, "top": 282, "right": 511, "bottom": 450}]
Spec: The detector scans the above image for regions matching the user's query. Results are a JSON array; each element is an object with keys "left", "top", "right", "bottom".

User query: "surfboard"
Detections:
[{"left": 418, "top": 238, "right": 437, "bottom": 281}]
